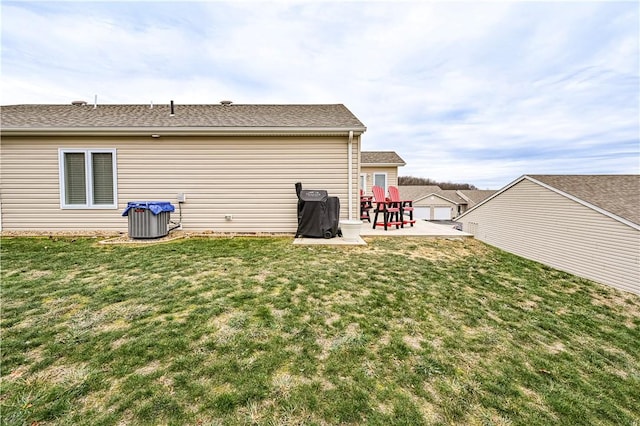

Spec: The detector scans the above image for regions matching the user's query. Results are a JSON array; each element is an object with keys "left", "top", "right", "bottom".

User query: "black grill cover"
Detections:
[
  {"left": 295, "top": 183, "right": 341, "bottom": 238},
  {"left": 325, "top": 197, "right": 341, "bottom": 237},
  {"left": 299, "top": 190, "right": 328, "bottom": 203}
]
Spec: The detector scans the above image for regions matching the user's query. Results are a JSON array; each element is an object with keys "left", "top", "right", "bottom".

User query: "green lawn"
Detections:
[{"left": 1, "top": 236, "right": 639, "bottom": 425}]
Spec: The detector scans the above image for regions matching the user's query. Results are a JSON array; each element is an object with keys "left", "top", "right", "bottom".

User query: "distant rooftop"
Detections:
[
  {"left": 457, "top": 189, "right": 499, "bottom": 206},
  {"left": 397, "top": 186, "right": 495, "bottom": 206},
  {"left": 361, "top": 151, "right": 406, "bottom": 166},
  {"left": 398, "top": 185, "right": 443, "bottom": 201}
]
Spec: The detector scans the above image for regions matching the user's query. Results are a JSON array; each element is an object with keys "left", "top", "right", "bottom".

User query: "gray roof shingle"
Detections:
[
  {"left": 457, "top": 190, "right": 498, "bottom": 207},
  {"left": 528, "top": 175, "right": 640, "bottom": 225},
  {"left": 397, "top": 185, "right": 443, "bottom": 201},
  {"left": 436, "top": 190, "right": 467, "bottom": 204},
  {"left": 361, "top": 151, "right": 406, "bottom": 165},
  {"left": 397, "top": 187, "right": 498, "bottom": 206},
  {"left": 0, "top": 103, "right": 366, "bottom": 130}
]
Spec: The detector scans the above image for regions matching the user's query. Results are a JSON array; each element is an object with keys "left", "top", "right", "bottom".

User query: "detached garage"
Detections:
[
  {"left": 413, "top": 206, "right": 451, "bottom": 221},
  {"left": 0, "top": 102, "right": 366, "bottom": 234},
  {"left": 433, "top": 206, "right": 453, "bottom": 220},
  {"left": 404, "top": 190, "right": 465, "bottom": 221},
  {"left": 457, "top": 175, "right": 640, "bottom": 295}
]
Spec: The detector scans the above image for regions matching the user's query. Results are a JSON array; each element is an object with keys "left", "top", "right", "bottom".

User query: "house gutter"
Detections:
[
  {"left": 348, "top": 130, "right": 353, "bottom": 220},
  {"left": 1, "top": 127, "right": 366, "bottom": 137},
  {"left": 361, "top": 162, "right": 406, "bottom": 167}
]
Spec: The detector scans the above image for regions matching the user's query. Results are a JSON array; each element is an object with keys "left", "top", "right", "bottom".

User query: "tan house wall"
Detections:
[
  {"left": 1, "top": 134, "right": 360, "bottom": 233},
  {"left": 360, "top": 166, "right": 398, "bottom": 195},
  {"left": 459, "top": 179, "right": 640, "bottom": 295}
]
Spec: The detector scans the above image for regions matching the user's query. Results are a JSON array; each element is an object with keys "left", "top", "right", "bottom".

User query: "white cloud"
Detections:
[{"left": 1, "top": 1, "right": 638, "bottom": 188}]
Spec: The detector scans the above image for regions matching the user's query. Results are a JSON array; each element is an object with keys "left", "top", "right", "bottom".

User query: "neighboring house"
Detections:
[
  {"left": 457, "top": 189, "right": 499, "bottom": 209},
  {"left": 457, "top": 175, "right": 640, "bottom": 295},
  {"left": 360, "top": 151, "right": 405, "bottom": 195},
  {"left": 398, "top": 186, "right": 496, "bottom": 220},
  {"left": 412, "top": 190, "right": 468, "bottom": 220},
  {"left": 0, "top": 102, "right": 366, "bottom": 233},
  {"left": 396, "top": 186, "right": 443, "bottom": 204}
]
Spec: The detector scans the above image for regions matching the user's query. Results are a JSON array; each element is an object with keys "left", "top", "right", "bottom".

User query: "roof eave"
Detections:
[
  {"left": 410, "top": 192, "right": 461, "bottom": 204},
  {"left": 1, "top": 126, "right": 367, "bottom": 137},
  {"left": 457, "top": 175, "right": 528, "bottom": 221},
  {"left": 429, "top": 193, "right": 463, "bottom": 205},
  {"left": 361, "top": 162, "right": 406, "bottom": 167},
  {"left": 455, "top": 191, "right": 473, "bottom": 203}
]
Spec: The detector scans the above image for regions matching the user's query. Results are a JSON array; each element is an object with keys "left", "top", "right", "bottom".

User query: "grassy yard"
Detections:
[{"left": 1, "top": 236, "right": 639, "bottom": 426}]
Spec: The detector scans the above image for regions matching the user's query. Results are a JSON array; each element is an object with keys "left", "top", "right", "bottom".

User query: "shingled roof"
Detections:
[
  {"left": 457, "top": 189, "right": 498, "bottom": 207},
  {"left": 398, "top": 186, "right": 477, "bottom": 205},
  {"left": 0, "top": 103, "right": 366, "bottom": 131},
  {"left": 435, "top": 190, "right": 468, "bottom": 204},
  {"left": 361, "top": 151, "right": 406, "bottom": 166},
  {"left": 528, "top": 175, "right": 640, "bottom": 226},
  {"left": 397, "top": 185, "right": 442, "bottom": 201}
]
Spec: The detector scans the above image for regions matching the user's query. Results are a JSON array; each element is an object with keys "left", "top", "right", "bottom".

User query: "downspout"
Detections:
[{"left": 348, "top": 130, "right": 353, "bottom": 220}]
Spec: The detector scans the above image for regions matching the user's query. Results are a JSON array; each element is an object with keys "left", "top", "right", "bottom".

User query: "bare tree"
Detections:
[{"left": 398, "top": 176, "right": 477, "bottom": 190}]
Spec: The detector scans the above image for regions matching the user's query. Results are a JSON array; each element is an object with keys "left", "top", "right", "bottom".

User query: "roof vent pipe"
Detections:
[{"left": 170, "top": 100, "right": 175, "bottom": 116}]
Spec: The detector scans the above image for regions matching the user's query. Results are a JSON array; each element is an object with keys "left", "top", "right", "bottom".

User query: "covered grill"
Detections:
[{"left": 295, "top": 182, "right": 341, "bottom": 238}]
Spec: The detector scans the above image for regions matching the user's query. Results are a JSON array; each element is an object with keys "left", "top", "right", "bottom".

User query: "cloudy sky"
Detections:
[{"left": 2, "top": 1, "right": 638, "bottom": 188}]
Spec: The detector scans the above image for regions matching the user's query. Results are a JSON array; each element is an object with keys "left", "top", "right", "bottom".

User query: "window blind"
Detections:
[
  {"left": 92, "top": 153, "right": 114, "bottom": 204},
  {"left": 64, "top": 152, "right": 87, "bottom": 205}
]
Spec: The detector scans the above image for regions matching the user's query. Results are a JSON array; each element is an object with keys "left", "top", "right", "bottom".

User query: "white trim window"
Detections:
[
  {"left": 59, "top": 148, "right": 118, "bottom": 209},
  {"left": 373, "top": 172, "right": 388, "bottom": 193}
]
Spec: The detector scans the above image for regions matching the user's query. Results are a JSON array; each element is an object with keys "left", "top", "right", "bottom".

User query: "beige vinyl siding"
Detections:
[
  {"left": 459, "top": 179, "right": 640, "bottom": 295},
  {"left": 1, "top": 134, "right": 360, "bottom": 233},
  {"left": 360, "top": 166, "right": 398, "bottom": 194}
]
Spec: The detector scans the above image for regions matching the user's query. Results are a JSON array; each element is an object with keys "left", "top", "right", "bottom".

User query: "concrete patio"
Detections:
[
  {"left": 293, "top": 219, "right": 472, "bottom": 245},
  {"left": 360, "top": 219, "right": 470, "bottom": 237}
]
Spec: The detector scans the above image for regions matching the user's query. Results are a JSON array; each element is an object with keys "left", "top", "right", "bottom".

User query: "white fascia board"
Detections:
[
  {"left": 456, "top": 175, "right": 527, "bottom": 220},
  {"left": 455, "top": 190, "right": 473, "bottom": 203},
  {"left": 1, "top": 126, "right": 366, "bottom": 137},
  {"left": 361, "top": 162, "right": 406, "bottom": 167},
  {"left": 412, "top": 192, "right": 457, "bottom": 204},
  {"left": 430, "top": 193, "right": 462, "bottom": 205}
]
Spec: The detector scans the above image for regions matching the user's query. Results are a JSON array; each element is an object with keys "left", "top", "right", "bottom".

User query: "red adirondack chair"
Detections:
[
  {"left": 360, "top": 189, "right": 373, "bottom": 222},
  {"left": 388, "top": 185, "right": 415, "bottom": 227},
  {"left": 372, "top": 185, "right": 402, "bottom": 230}
]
